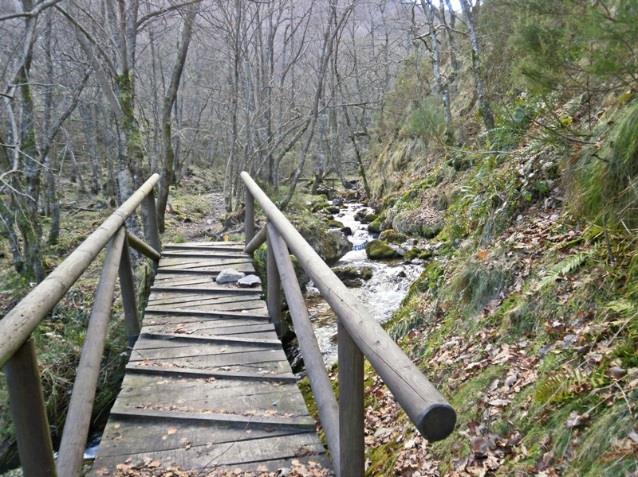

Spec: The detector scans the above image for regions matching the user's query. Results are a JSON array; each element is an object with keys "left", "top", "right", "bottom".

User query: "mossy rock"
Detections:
[
  {"left": 378, "top": 229, "right": 407, "bottom": 244},
  {"left": 365, "top": 240, "right": 400, "bottom": 260},
  {"left": 404, "top": 247, "right": 433, "bottom": 260},
  {"left": 368, "top": 217, "right": 383, "bottom": 233},
  {"left": 327, "top": 219, "right": 345, "bottom": 229}
]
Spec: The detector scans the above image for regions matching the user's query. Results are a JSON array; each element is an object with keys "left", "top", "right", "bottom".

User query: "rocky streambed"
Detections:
[{"left": 303, "top": 201, "right": 428, "bottom": 365}]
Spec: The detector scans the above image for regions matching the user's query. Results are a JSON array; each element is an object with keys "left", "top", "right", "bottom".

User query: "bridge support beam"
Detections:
[{"left": 5, "top": 339, "right": 57, "bottom": 477}]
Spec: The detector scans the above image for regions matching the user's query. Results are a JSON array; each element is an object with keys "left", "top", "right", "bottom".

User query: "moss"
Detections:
[
  {"left": 404, "top": 248, "right": 433, "bottom": 261},
  {"left": 378, "top": 229, "right": 407, "bottom": 243},
  {"left": 367, "top": 217, "right": 383, "bottom": 233},
  {"left": 365, "top": 240, "right": 400, "bottom": 260}
]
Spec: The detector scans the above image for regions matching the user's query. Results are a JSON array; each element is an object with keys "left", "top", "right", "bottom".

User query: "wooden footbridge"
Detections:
[{"left": 0, "top": 172, "right": 456, "bottom": 477}]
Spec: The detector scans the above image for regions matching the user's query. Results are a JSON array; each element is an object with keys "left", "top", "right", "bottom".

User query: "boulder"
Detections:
[
  {"left": 367, "top": 217, "right": 383, "bottom": 233},
  {"left": 215, "top": 268, "right": 245, "bottom": 284},
  {"left": 333, "top": 265, "right": 374, "bottom": 282},
  {"left": 365, "top": 240, "right": 401, "bottom": 260},
  {"left": 379, "top": 229, "right": 407, "bottom": 244},
  {"left": 341, "top": 226, "right": 353, "bottom": 236},
  {"left": 237, "top": 274, "right": 262, "bottom": 287},
  {"left": 322, "top": 229, "right": 353, "bottom": 265}
]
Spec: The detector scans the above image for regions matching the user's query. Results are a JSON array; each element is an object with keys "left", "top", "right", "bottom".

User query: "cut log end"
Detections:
[{"left": 417, "top": 403, "right": 457, "bottom": 442}]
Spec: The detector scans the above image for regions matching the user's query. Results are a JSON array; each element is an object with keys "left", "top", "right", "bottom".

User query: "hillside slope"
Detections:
[{"left": 361, "top": 1, "right": 638, "bottom": 475}]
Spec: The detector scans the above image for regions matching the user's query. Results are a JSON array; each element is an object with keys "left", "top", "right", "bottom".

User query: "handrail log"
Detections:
[
  {"left": 57, "top": 227, "right": 126, "bottom": 476},
  {"left": 266, "top": 225, "right": 340, "bottom": 467},
  {"left": 0, "top": 173, "right": 160, "bottom": 368},
  {"left": 127, "top": 231, "right": 161, "bottom": 261},
  {"left": 244, "top": 226, "right": 266, "bottom": 254},
  {"left": 241, "top": 171, "right": 456, "bottom": 441}
]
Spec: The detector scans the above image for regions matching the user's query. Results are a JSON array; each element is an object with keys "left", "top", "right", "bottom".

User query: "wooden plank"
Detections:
[
  {"left": 129, "top": 342, "right": 286, "bottom": 361},
  {"left": 159, "top": 256, "right": 254, "bottom": 267},
  {"left": 145, "top": 308, "right": 270, "bottom": 320},
  {"left": 125, "top": 364, "right": 297, "bottom": 383},
  {"left": 164, "top": 241, "right": 245, "bottom": 248},
  {"left": 148, "top": 294, "right": 263, "bottom": 309},
  {"left": 96, "top": 418, "right": 313, "bottom": 458},
  {"left": 147, "top": 299, "right": 268, "bottom": 315},
  {"left": 139, "top": 332, "right": 281, "bottom": 347},
  {"left": 151, "top": 284, "right": 262, "bottom": 294},
  {"left": 162, "top": 248, "right": 250, "bottom": 258},
  {"left": 92, "top": 433, "right": 327, "bottom": 473},
  {"left": 109, "top": 408, "right": 316, "bottom": 431},
  {"left": 113, "top": 381, "right": 311, "bottom": 422},
  {"left": 142, "top": 322, "right": 277, "bottom": 340}
]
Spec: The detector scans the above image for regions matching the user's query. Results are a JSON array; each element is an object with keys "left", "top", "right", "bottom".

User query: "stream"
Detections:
[{"left": 305, "top": 201, "right": 424, "bottom": 365}]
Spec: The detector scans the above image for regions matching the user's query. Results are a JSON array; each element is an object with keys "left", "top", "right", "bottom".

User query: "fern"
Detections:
[{"left": 536, "top": 247, "right": 597, "bottom": 291}]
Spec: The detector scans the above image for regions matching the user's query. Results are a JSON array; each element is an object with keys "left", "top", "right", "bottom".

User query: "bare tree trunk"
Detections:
[
  {"left": 459, "top": 0, "right": 495, "bottom": 131},
  {"left": 156, "top": 3, "right": 198, "bottom": 232},
  {"left": 420, "top": 0, "right": 453, "bottom": 143}
]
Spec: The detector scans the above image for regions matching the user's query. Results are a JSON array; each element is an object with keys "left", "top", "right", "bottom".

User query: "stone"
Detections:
[
  {"left": 333, "top": 265, "right": 374, "bottom": 281},
  {"left": 322, "top": 229, "right": 353, "bottom": 265},
  {"left": 379, "top": 229, "right": 407, "bottom": 244},
  {"left": 367, "top": 217, "right": 382, "bottom": 233},
  {"left": 237, "top": 274, "right": 261, "bottom": 287},
  {"left": 343, "top": 278, "right": 364, "bottom": 288},
  {"left": 365, "top": 240, "right": 401, "bottom": 260},
  {"left": 215, "top": 268, "right": 245, "bottom": 284},
  {"left": 341, "top": 226, "right": 353, "bottom": 236}
]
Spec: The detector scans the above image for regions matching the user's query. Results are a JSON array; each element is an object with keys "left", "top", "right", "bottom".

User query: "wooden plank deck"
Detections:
[{"left": 91, "top": 242, "right": 331, "bottom": 475}]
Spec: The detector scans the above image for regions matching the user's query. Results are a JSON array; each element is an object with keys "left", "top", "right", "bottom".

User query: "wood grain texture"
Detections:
[{"left": 91, "top": 242, "right": 332, "bottom": 475}]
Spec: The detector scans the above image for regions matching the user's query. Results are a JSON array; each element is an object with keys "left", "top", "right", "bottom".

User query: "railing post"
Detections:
[
  {"left": 57, "top": 228, "right": 126, "bottom": 477},
  {"left": 119, "top": 236, "right": 140, "bottom": 345},
  {"left": 245, "top": 188, "right": 255, "bottom": 243},
  {"left": 142, "top": 186, "right": 161, "bottom": 255},
  {"left": 5, "top": 339, "right": 57, "bottom": 477},
  {"left": 338, "top": 322, "right": 364, "bottom": 477},
  {"left": 266, "top": 224, "right": 282, "bottom": 335}
]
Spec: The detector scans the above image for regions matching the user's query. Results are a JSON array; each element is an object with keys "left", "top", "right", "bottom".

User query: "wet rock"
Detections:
[
  {"left": 341, "top": 226, "right": 353, "bottom": 236},
  {"left": 355, "top": 208, "right": 377, "bottom": 224},
  {"left": 332, "top": 197, "right": 345, "bottom": 207},
  {"left": 322, "top": 229, "right": 353, "bottom": 265},
  {"left": 327, "top": 219, "right": 345, "bottom": 229},
  {"left": 343, "top": 278, "right": 364, "bottom": 288},
  {"left": 333, "top": 265, "right": 374, "bottom": 281},
  {"left": 379, "top": 229, "right": 407, "bottom": 244},
  {"left": 365, "top": 240, "right": 401, "bottom": 260},
  {"left": 367, "top": 217, "right": 382, "bottom": 233},
  {"left": 237, "top": 274, "right": 261, "bottom": 287},
  {"left": 215, "top": 268, "right": 245, "bottom": 284},
  {"left": 324, "top": 205, "right": 341, "bottom": 214},
  {"left": 305, "top": 285, "right": 321, "bottom": 297}
]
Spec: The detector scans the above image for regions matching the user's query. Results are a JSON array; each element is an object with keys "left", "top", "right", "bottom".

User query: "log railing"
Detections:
[
  {"left": 0, "top": 174, "right": 161, "bottom": 477},
  {"left": 241, "top": 171, "right": 456, "bottom": 477}
]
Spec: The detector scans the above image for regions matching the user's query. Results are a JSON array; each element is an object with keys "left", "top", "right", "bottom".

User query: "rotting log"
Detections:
[
  {"left": 127, "top": 231, "right": 161, "bottom": 261},
  {"left": 57, "top": 227, "right": 126, "bottom": 477},
  {"left": 5, "top": 339, "right": 57, "bottom": 477},
  {"left": 0, "top": 174, "right": 160, "bottom": 368},
  {"left": 245, "top": 227, "right": 266, "bottom": 254},
  {"left": 241, "top": 171, "right": 456, "bottom": 441},
  {"left": 266, "top": 225, "right": 340, "bottom": 470}
]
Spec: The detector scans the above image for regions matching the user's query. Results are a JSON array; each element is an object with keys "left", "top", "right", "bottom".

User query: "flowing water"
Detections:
[{"left": 306, "top": 202, "right": 424, "bottom": 365}]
